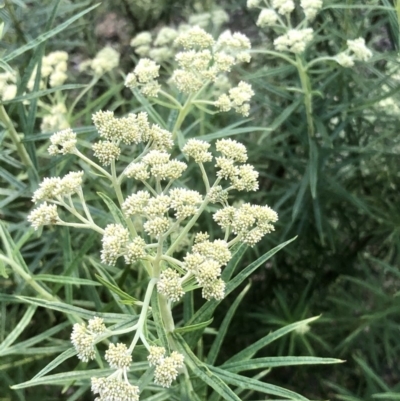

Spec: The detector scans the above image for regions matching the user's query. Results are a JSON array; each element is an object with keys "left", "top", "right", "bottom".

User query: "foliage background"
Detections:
[{"left": 1, "top": 0, "right": 400, "bottom": 400}]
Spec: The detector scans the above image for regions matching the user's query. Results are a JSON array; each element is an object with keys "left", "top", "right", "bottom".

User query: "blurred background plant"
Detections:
[{"left": 1, "top": 0, "right": 400, "bottom": 400}]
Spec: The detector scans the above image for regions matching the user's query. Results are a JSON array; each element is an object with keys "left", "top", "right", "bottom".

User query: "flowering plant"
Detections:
[{"left": 1, "top": 20, "right": 342, "bottom": 401}]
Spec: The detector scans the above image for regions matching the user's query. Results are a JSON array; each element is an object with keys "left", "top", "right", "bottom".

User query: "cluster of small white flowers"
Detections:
[
  {"left": 272, "top": 0, "right": 295, "bottom": 14},
  {"left": 124, "top": 237, "right": 147, "bottom": 264},
  {"left": 215, "top": 30, "right": 252, "bottom": 63},
  {"left": 32, "top": 171, "right": 83, "bottom": 202},
  {"left": 40, "top": 103, "right": 69, "bottom": 133},
  {"left": 300, "top": 0, "right": 323, "bottom": 19},
  {"left": 0, "top": 71, "right": 17, "bottom": 101},
  {"left": 274, "top": 28, "right": 314, "bottom": 54},
  {"left": 48, "top": 128, "right": 77, "bottom": 155},
  {"left": 183, "top": 237, "right": 231, "bottom": 300},
  {"left": 80, "top": 46, "right": 120, "bottom": 76},
  {"left": 28, "top": 51, "right": 68, "bottom": 90},
  {"left": 214, "top": 203, "right": 278, "bottom": 246},
  {"left": 169, "top": 188, "right": 203, "bottom": 219},
  {"left": 182, "top": 139, "right": 213, "bottom": 163},
  {"left": 105, "top": 343, "right": 132, "bottom": 369},
  {"left": 152, "top": 350, "right": 185, "bottom": 388},
  {"left": 92, "top": 141, "right": 121, "bottom": 166},
  {"left": 27, "top": 203, "right": 59, "bottom": 230},
  {"left": 257, "top": 9, "right": 279, "bottom": 28},
  {"left": 91, "top": 377, "right": 139, "bottom": 401},
  {"left": 170, "top": 27, "right": 251, "bottom": 94},
  {"left": 157, "top": 268, "right": 185, "bottom": 302},
  {"left": 215, "top": 81, "right": 254, "bottom": 116},
  {"left": 101, "top": 224, "right": 130, "bottom": 265},
  {"left": 124, "top": 150, "right": 185, "bottom": 182},
  {"left": 125, "top": 58, "right": 161, "bottom": 97},
  {"left": 147, "top": 346, "right": 166, "bottom": 366},
  {"left": 335, "top": 38, "right": 372, "bottom": 68},
  {"left": 70, "top": 317, "right": 106, "bottom": 362},
  {"left": 215, "top": 139, "right": 259, "bottom": 191},
  {"left": 92, "top": 111, "right": 143, "bottom": 145}
]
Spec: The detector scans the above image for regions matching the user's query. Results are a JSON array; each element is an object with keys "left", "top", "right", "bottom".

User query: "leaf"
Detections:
[
  {"left": 207, "top": 282, "right": 251, "bottom": 365},
  {"left": 209, "top": 366, "right": 309, "bottom": 401},
  {"left": 0, "top": 322, "right": 69, "bottom": 356},
  {"left": 0, "top": 305, "right": 36, "bottom": 353},
  {"left": 151, "top": 291, "right": 170, "bottom": 353},
  {"left": 95, "top": 274, "right": 141, "bottom": 304},
  {"left": 14, "top": 296, "right": 130, "bottom": 323},
  {"left": 33, "top": 274, "right": 101, "bottom": 286},
  {"left": 222, "top": 356, "right": 343, "bottom": 373},
  {"left": 12, "top": 368, "right": 113, "bottom": 389},
  {"left": 309, "top": 138, "right": 318, "bottom": 199},
  {"left": 174, "top": 318, "right": 213, "bottom": 334},
  {"left": 172, "top": 333, "right": 242, "bottom": 401},
  {"left": 225, "top": 316, "right": 320, "bottom": 364},
  {"left": 97, "top": 192, "right": 125, "bottom": 224},
  {"left": 3, "top": 4, "right": 100, "bottom": 62}
]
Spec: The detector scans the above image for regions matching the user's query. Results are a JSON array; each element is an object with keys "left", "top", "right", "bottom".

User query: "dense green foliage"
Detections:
[{"left": 1, "top": 0, "right": 399, "bottom": 400}]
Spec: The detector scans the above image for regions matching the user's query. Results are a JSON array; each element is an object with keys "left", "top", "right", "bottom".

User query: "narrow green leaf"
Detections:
[
  {"left": 207, "top": 282, "right": 251, "bottom": 365},
  {"left": 97, "top": 192, "right": 125, "bottom": 224},
  {"left": 174, "top": 318, "right": 213, "bottom": 334},
  {"left": 32, "top": 348, "right": 76, "bottom": 379},
  {"left": 1, "top": 84, "right": 86, "bottom": 104},
  {"left": 292, "top": 169, "right": 309, "bottom": 221},
  {"left": 151, "top": 292, "right": 170, "bottom": 353},
  {"left": 173, "top": 333, "right": 242, "bottom": 401},
  {"left": 34, "top": 274, "right": 101, "bottom": 286},
  {"left": 14, "top": 296, "right": 130, "bottom": 322},
  {"left": 3, "top": 4, "right": 100, "bottom": 62},
  {"left": 0, "top": 305, "right": 36, "bottom": 353},
  {"left": 209, "top": 366, "right": 309, "bottom": 401},
  {"left": 373, "top": 393, "right": 400, "bottom": 399},
  {"left": 95, "top": 274, "right": 140, "bottom": 304},
  {"left": 1, "top": 322, "right": 69, "bottom": 356},
  {"left": 12, "top": 368, "right": 113, "bottom": 389},
  {"left": 225, "top": 316, "right": 320, "bottom": 364},
  {"left": 222, "top": 356, "right": 343, "bottom": 373}
]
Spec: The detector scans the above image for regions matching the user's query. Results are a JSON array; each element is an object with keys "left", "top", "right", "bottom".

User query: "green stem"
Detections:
[
  {"left": 158, "top": 293, "right": 175, "bottom": 333},
  {"left": 0, "top": 105, "right": 34, "bottom": 171},
  {"left": 128, "top": 278, "right": 157, "bottom": 353},
  {"left": 74, "top": 149, "right": 112, "bottom": 179},
  {"left": 0, "top": 254, "right": 54, "bottom": 301}
]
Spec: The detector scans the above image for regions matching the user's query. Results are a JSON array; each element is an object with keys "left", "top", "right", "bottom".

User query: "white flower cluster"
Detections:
[
  {"left": 214, "top": 203, "right": 278, "bottom": 246},
  {"left": 274, "top": 28, "right": 314, "bottom": 54},
  {"left": 335, "top": 38, "right": 372, "bottom": 68},
  {"left": 28, "top": 51, "right": 69, "bottom": 90},
  {"left": 215, "top": 138, "right": 259, "bottom": 192},
  {"left": 215, "top": 81, "right": 254, "bottom": 116},
  {"left": 147, "top": 347, "right": 185, "bottom": 388},
  {"left": 183, "top": 236, "right": 231, "bottom": 300},
  {"left": 130, "top": 24, "right": 253, "bottom": 115},
  {"left": 125, "top": 58, "right": 161, "bottom": 97},
  {"left": 70, "top": 317, "right": 106, "bottom": 362},
  {"left": 79, "top": 46, "right": 120, "bottom": 76},
  {"left": 40, "top": 103, "right": 69, "bottom": 132},
  {"left": 0, "top": 71, "right": 17, "bottom": 101},
  {"left": 130, "top": 8, "right": 228, "bottom": 63},
  {"left": 170, "top": 27, "right": 251, "bottom": 94},
  {"left": 91, "top": 110, "right": 174, "bottom": 166},
  {"left": 91, "top": 377, "right": 139, "bottom": 401},
  {"left": 300, "top": 0, "right": 323, "bottom": 20}
]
